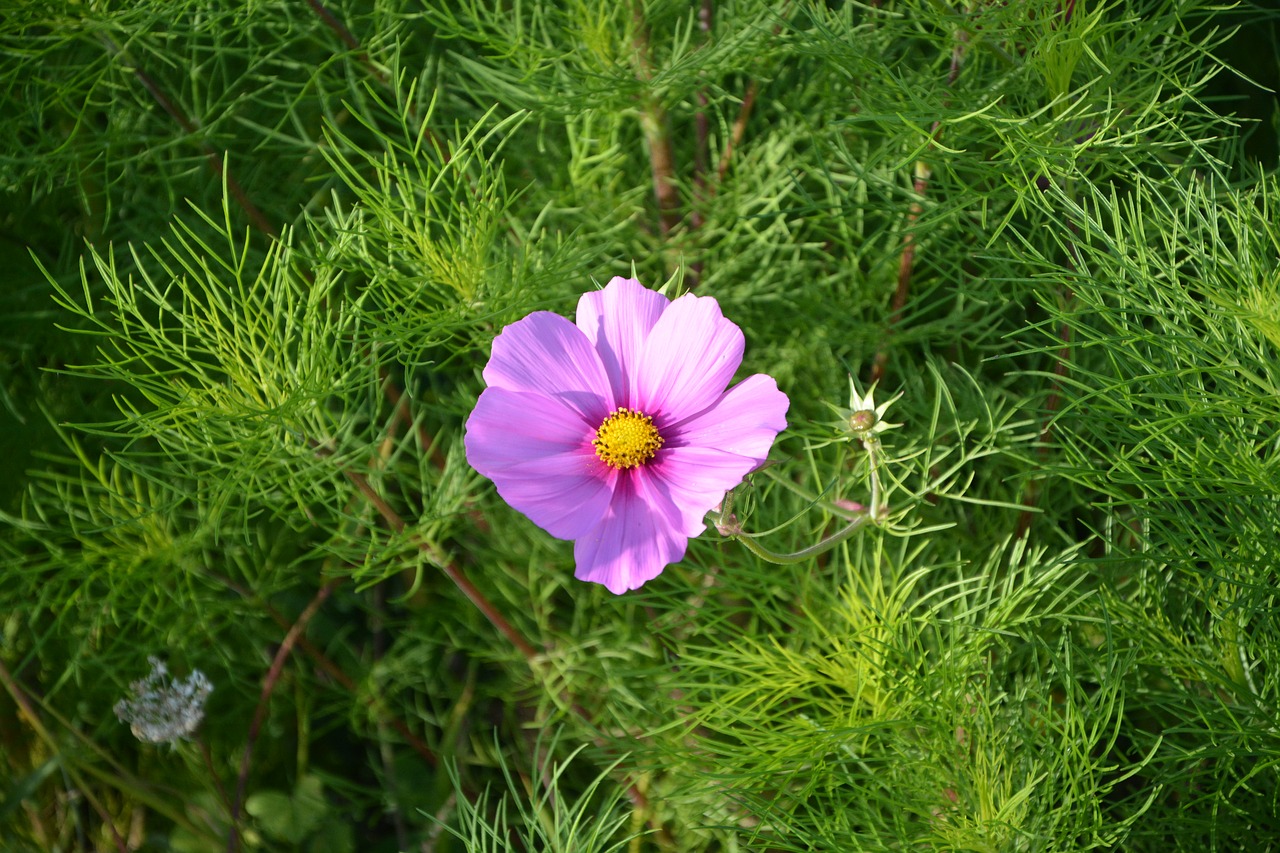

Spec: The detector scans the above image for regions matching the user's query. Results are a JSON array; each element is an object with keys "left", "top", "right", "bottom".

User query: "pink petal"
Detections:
[
  {"left": 464, "top": 388, "right": 615, "bottom": 539},
  {"left": 644, "top": 374, "right": 788, "bottom": 537},
  {"left": 573, "top": 472, "right": 688, "bottom": 594},
  {"left": 483, "top": 310, "right": 614, "bottom": 422},
  {"left": 575, "top": 277, "right": 669, "bottom": 409},
  {"left": 465, "top": 388, "right": 589, "bottom": 470},
  {"left": 488, "top": 454, "right": 616, "bottom": 540},
  {"left": 647, "top": 447, "right": 766, "bottom": 537},
  {"left": 665, "top": 373, "right": 789, "bottom": 459},
  {"left": 635, "top": 293, "right": 744, "bottom": 423}
]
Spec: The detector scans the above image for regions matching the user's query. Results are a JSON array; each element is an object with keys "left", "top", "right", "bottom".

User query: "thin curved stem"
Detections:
[
  {"left": 730, "top": 511, "right": 875, "bottom": 565},
  {"left": 228, "top": 578, "right": 340, "bottom": 853},
  {"left": 311, "top": 441, "right": 540, "bottom": 661},
  {"left": 718, "top": 434, "right": 887, "bottom": 565}
]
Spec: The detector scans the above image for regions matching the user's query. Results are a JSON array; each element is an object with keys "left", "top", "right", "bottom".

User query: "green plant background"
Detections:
[{"left": 2, "top": 1, "right": 1279, "bottom": 850}]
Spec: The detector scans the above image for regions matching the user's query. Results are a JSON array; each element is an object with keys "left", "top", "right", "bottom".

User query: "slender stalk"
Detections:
[
  {"left": 693, "top": 0, "right": 715, "bottom": 172},
  {"left": 97, "top": 35, "right": 279, "bottom": 240},
  {"left": 303, "top": 0, "right": 452, "bottom": 164},
  {"left": 313, "top": 448, "right": 674, "bottom": 843},
  {"left": 305, "top": 0, "right": 382, "bottom": 81},
  {"left": 713, "top": 0, "right": 792, "bottom": 186},
  {"left": 688, "top": 0, "right": 715, "bottom": 287},
  {"left": 632, "top": 1, "right": 681, "bottom": 240},
  {"left": 729, "top": 511, "right": 875, "bottom": 565},
  {"left": 314, "top": 442, "right": 541, "bottom": 661},
  {"left": 228, "top": 578, "right": 341, "bottom": 853},
  {"left": 382, "top": 367, "right": 448, "bottom": 471},
  {"left": 869, "top": 29, "right": 968, "bottom": 385},
  {"left": 204, "top": 568, "right": 440, "bottom": 766},
  {"left": 199, "top": 739, "right": 233, "bottom": 819},
  {"left": 717, "top": 435, "right": 886, "bottom": 565},
  {"left": 716, "top": 80, "right": 758, "bottom": 184}
]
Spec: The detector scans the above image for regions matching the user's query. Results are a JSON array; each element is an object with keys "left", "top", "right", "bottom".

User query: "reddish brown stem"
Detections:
[
  {"left": 642, "top": 104, "right": 681, "bottom": 238},
  {"left": 228, "top": 578, "right": 341, "bottom": 853},
  {"left": 632, "top": 2, "right": 682, "bottom": 239},
  {"left": 314, "top": 448, "right": 673, "bottom": 839},
  {"left": 870, "top": 158, "right": 930, "bottom": 385},
  {"left": 316, "top": 443, "right": 540, "bottom": 661},
  {"left": 296, "top": 633, "right": 440, "bottom": 766},
  {"left": 381, "top": 368, "right": 448, "bottom": 471},
  {"left": 301, "top": 0, "right": 450, "bottom": 164},
  {"left": 200, "top": 738, "right": 233, "bottom": 817},
  {"left": 685, "top": 0, "right": 717, "bottom": 287},
  {"left": 305, "top": 0, "right": 379, "bottom": 78},
  {"left": 714, "top": 0, "right": 794, "bottom": 185},
  {"left": 868, "top": 31, "right": 967, "bottom": 386},
  {"left": 112, "top": 44, "right": 280, "bottom": 240},
  {"left": 717, "top": 81, "right": 757, "bottom": 185},
  {"left": 208, "top": 568, "right": 440, "bottom": 767},
  {"left": 692, "top": 0, "right": 714, "bottom": 208}
]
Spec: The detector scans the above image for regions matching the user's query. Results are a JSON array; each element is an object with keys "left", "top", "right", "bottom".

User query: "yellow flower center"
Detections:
[{"left": 593, "top": 407, "right": 663, "bottom": 470}]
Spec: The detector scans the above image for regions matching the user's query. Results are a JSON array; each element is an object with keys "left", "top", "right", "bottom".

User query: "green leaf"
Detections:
[
  {"left": 307, "top": 815, "right": 356, "bottom": 853},
  {"left": 246, "top": 775, "right": 329, "bottom": 844}
]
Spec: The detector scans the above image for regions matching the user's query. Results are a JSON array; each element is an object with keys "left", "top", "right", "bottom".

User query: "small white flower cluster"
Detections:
[{"left": 114, "top": 656, "right": 212, "bottom": 744}]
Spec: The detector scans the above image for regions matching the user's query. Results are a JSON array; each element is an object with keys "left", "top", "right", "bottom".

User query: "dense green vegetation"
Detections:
[{"left": 2, "top": 1, "right": 1279, "bottom": 850}]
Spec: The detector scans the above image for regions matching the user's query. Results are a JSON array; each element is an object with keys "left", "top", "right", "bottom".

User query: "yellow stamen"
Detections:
[{"left": 593, "top": 407, "right": 663, "bottom": 469}]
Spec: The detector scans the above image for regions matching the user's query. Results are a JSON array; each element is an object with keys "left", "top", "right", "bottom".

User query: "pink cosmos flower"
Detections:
[{"left": 464, "top": 276, "right": 789, "bottom": 594}]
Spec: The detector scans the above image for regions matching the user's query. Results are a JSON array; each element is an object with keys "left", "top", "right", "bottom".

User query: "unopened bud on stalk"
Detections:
[
  {"left": 834, "top": 377, "right": 902, "bottom": 441},
  {"left": 848, "top": 409, "right": 879, "bottom": 434}
]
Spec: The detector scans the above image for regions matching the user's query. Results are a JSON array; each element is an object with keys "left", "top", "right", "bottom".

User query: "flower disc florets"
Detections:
[
  {"left": 594, "top": 407, "right": 663, "bottom": 469},
  {"left": 464, "top": 276, "right": 789, "bottom": 594}
]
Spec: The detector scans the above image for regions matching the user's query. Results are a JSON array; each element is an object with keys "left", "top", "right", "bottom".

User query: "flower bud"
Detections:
[{"left": 848, "top": 409, "right": 879, "bottom": 434}]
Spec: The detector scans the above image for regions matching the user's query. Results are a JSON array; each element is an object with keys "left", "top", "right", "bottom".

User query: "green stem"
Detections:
[
  {"left": 865, "top": 436, "right": 884, "bottom": 518},
  {"left": 718, "top": 435, "right": 886, "bottom": 565},
  {"left": 729, "top": 511, "right": 875, "bottom": 565}
]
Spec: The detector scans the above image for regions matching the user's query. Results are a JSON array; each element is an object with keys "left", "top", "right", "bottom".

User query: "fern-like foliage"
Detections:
[{"left": 2, "top": 1, "right": 1278, "bottom": 850}]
